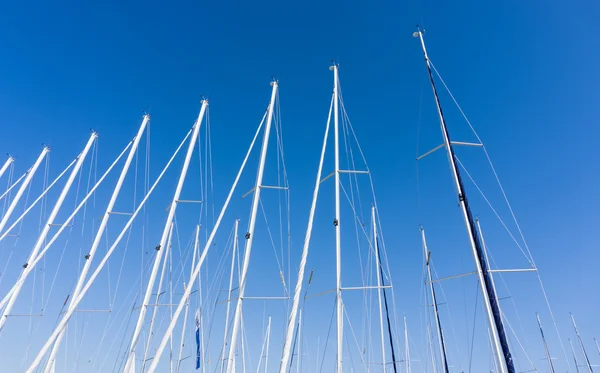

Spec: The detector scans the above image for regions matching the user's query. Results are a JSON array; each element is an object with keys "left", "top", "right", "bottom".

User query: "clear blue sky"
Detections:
[{"left": 0, "top": 0, "right": 598, "bottom": 372}]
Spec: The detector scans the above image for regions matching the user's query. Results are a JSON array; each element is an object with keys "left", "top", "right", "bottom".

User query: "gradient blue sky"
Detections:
[{"left": 0, "top": 0, "right": 598, "bottom": 372}]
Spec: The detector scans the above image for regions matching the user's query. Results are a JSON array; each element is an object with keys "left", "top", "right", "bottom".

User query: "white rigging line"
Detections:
[{"left": 0, "top": 168, "right": 26, "bottom": 202}]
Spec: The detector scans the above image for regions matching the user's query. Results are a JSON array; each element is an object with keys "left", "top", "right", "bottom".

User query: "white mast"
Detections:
[
  {"left": 264, "top": 316, "right": 272, "bottom": 373},
  {"left": 44, "top": 114, "right": 149, "bottom": 373},
  {"left": 420, "top": 227, "right": 449, "bottom": 373},
  {"left": 0, "top": 133, "right": 96, "bottom": 331},
  {"left": 279, "top": 90, "right": 333, "bottom": 373},
  {"left": 404, "top": 316, "right": 411, "bottom": 373},
  {"left": 296, "top": 309, "right": 302, "bottom": 373},
  {"left": 141, "top": 223, "right": 175, "bottom": 372},
  {"left": 415, "top": 28, "right": 513, "bottom": 373},
  {"left": 177, "top": 225, "right": 200, "bottom": 373},
  {"left": 124, "top": 100, "right": 208, "bottom": 373},
  {"left": 225, "top": 80, "right": 278, "bottom": 373},
  {"left": 372, "top": 206, "right": 387, "bottom": 372},
  {"left": 0, "top": 146, "right": 49, "bottom": 235},
  {"left": 570, "top": 313, "right": 593, "bottom": 373},
  {"left": 221, "top": 220, "right": 239, "bottom": 373},
  {"left": 332, "top": 63, "right": 344, "bottom": 373},
  {"left": 0, "top": 156, "right": 14, "bottom": 180}
]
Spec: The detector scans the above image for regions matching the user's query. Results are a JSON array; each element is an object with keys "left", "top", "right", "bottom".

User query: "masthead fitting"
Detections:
[{"left": 412, "top": 31, "right": 420, "bottom": 38}]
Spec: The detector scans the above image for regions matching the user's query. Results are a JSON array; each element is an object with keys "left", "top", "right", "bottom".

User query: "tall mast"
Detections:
[
  {"left": 536, "top": 313, "right": 556, "bottom": 373},
  {"left": 177, "top": 225, "right": 200, "bottom": 373},
  {"left": 44, "top": 115, "right": 149, "bottom": 373},
  {"left": 225, "top": 80, "right": 278, "bottom": 373},
  {"left": 0, "top": 156, "right": 14, "bottom": 180},
  {"left": 570, "top": 313, "right": 593, "bottom": 373},
  {"left": 124, "top": 100, "right": 208, "bottom": 372},
  {"left": 0, "top": 146, "right": 49, "bottom": 235},
  {"left": 0, "top": 133, "right": 96, "bottom": 331},
  {"left": 404, "top": 316, "right": 411, "bottom": 373},
  {"left": 372, "top": 206, "right": 387, "bottom": 372},
  {"left": 570, "top": 339, "right": 581, "bottom": 373},
  {"left": 414, "top": 27, "right": 515, "bottom": 373},
  {"left": 221, "top": 220, "right": 239, "bottom": 373},
  {"left": 332, "top": 62, "right": 344, "bottom": 373},
  {"left": 420, "top": 227, "right": 450, "bottom": 373},
  {"left": 279, "top": 82, "right": 333, "bottom": 373},
  {"left": 296, "top": 309, "right": 302, "bottom": 373},
  {"left": 141, "top": 223, "right": 175, "bottom": 372},
  {"left": 264, "top": 316, "right": 272, "bottom": 373}
]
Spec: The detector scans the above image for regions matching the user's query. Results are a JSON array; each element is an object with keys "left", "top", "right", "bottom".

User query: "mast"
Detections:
[
  {"left": 536, "top": 313, "right": 555, "bottom": 373},
  {"left": 225, "top": 80, "right": 278, "bottom": 373},
  {"left": 279, "top": 81, "right": 333, "bottom": 373},
  {"left": 265, "top": 316, "right": 272, "bottom": 373},
  {"left": 296, "top": 309, "right": 302, "bottom": 373},
  {"left": 420, "top": 227, "right": 450, "bottom": 373},
  {"left": 332, "top": 62, "right": 344, "bottom": 373},
  {"left": 570, "top": 339, "right": 581, "bottom": 373},
  {"left": 124, "top": 100, "right": 208, "bottom": 373},
  {"left": 44, "top": 114, "right": 149, "bottom": 373},
  {"left": 0, "top": 156, "right": 14, "bottom": 180},
  {"left": 570, "top": 313, "right": 593, "bottom": 373},
  {"left": 414, "top": 27, "right": 515, "bottom": 373},
  {"left": 404, "top": 316, "right": 411, "bottom": 373},
  {"left": 0, "top": 146, "right": 49, "bottom": 235},
  {"left": 372, "top": 206, "right": 387, "bottom": 372},
  {"left": 0, "top": 133, "right": 96, "bottom": 331},
  {"left": 177, "top": 225, "right": 200, "bottom": 373},
  {"left": 141, "top": 223, "right": 175, "bottom": 372},
  {"left": 221, "top": 220, "right": 239, "bottom": 373}
]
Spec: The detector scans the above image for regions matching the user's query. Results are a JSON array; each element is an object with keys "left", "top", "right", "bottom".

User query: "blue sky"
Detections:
[{"left": 0, "top": 0, "right": 599, "bottom": 372}]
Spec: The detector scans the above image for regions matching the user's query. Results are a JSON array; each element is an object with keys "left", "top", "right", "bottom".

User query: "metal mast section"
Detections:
[
  {"left": 404, "top": 316, "right": 411, "bottom": 373},
  {"left": 332, "top": 63, "right": 344, "bottom": 373},
  {"left": 536, "top": 313, "right": 556, "bottom": 373},
  {"left": 221, "top": 219, "right": 239, "bottom": 373},
  {"left": 0, "top": 156, "right": 14, "bottom": 180},
  {"left": 44, "top": 115, "right": 149, "bottom": 373},
  {"left": 571, "top": 313, "right": 593, "bottom": 373},
  {"left": 373, "top": 206, "right": 387, "bottom": 372},
  {"left": 225, "top": 80, "right": 278, "bottom": 373},
  {"left": 0, "top": 132, "right": 97, "bottom": 331},
  {"left": 414, "top": 27, "right": 515, "bottom": 373},
  {"left": 124, "top": 100, "right": 208, "bottom": 373},
  {"left": 279, "top": 70, "right": 334, "bottom": 373},
  {"left": 0, "top": 146, "right": 49, "bottom": 234},
  {"left": 420, "top": 227, "right": 450, "bottom": 373}
]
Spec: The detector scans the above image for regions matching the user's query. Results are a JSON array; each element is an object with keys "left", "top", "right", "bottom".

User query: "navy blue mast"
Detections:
[{"left": 415, "top": 26, "right": 515, "bottom": 373}]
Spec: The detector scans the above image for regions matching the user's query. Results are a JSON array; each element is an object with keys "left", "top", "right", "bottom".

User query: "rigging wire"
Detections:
[{"left": 429, "top": 59, "right": 571, "bottom": 372}]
